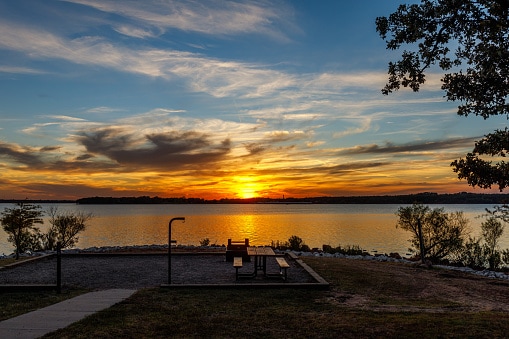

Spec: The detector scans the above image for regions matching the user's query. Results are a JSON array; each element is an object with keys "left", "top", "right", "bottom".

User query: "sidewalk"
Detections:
[{"left": 0, "top": 289, "right": 136, "bottom": 339}]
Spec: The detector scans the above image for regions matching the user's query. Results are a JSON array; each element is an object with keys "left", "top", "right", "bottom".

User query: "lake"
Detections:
[{"left": 0, "top": 203, "right": 503, "bottom": 256}]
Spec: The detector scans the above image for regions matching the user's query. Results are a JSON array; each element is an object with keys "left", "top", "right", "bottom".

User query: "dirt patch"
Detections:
[{"left": 304, "top": 257, "right": 509, "bottom": 313}]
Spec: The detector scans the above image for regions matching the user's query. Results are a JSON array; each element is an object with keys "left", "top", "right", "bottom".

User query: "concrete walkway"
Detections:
[{"left": 0, "top": 289, "right": 137, "bottom": 339}]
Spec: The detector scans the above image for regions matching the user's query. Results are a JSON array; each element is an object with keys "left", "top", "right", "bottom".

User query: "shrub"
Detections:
[
  {"left": 322, "top": 244, "right": 365, "bottom": 256},
  {"left": 0, "top": 202, "right": 44, "bottom": 259},
  {"left": 42, "top": 207, "right": 92, "bottom": 250},
  {"left": 460, "top": 237, "right": 485, "bottom": 270},
  {"left": 502, "top": 249, "right": 509, "bottom": 268},
  {"left": 396, "top": 204, "right": 470, "bottom": 263},
  {"left": 481, "top": 216, "right": 504, "bottom": 270},
  {"left": 199, "top": 238, "right": 210, "bottom": 247},
  {"left": 1, "top": 204, "right": 92, "bottom": 257}
]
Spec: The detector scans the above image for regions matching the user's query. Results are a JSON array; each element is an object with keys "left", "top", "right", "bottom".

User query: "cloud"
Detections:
[
  {"left": 0, "top": 140, "right": 118, "bottom": 173},
  {"left": 63, "top": 0, "right": 295, "bottom": 41},
  {"left": 85, "top": 107, "right": 124, "bottom": 114},
  {"left": 40, "top": 146, "right": 61, "bottom": 152},
  {"left": 0, "top": 20, "right": 298, "bottom": 97},
  {"left": 333, "top": 117, "right": 372, "bottom": 138},
  {"left": 0, "top": 142, "right": 46, "bottom": 167},
  {"left": 337, "top": 137, "right": 479, "bottom": 155},
  {"left": 76, "top": 127, "right": 232, "bottom": 170},
  {"left": 44, "top": 115, "right": 87, "bottom": 122},
  {"left": 263, "top": 130, "right": 310, "bottom": 143},
  {"left": 0, "top": 66, "right": 46, "bottom": 74},
  {"left": 113, "top": 25, "right": 157, "bottom": 39}
]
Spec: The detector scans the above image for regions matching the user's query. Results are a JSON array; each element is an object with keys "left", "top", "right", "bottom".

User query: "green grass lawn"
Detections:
[{"left": 42, "top": 287, "right": 508, "bottom": 339}]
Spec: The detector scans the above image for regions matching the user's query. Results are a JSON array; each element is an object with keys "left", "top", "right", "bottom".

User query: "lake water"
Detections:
[{"left": 0, "top": 203, "right": 503, "bottom": 256}]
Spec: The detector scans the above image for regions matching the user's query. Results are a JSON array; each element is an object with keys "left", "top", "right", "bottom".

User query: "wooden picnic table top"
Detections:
[{"left": 246, "top": 247, "right": 275, "bottom": 256}]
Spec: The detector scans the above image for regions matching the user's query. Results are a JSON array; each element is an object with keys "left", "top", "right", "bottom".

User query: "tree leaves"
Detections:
[
  {"left": 378, "top": 1, "right": 509, "bottom": 191},
  {"left": 451, "top": 128, "right": 509, "bottom": 191},
  {"left": 376, "top": 0, "right": 509, "bottom": 118}
]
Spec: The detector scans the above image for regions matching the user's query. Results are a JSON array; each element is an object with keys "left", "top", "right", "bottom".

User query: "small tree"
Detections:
[
  {"left": 0, "top": 202, "right": 44, "bottom": 259},
  {"left": 42, "top": 207, "right": 92, "bottom": 250},
  {"left": 396, "top": 204, "right": 470, "bottom": 263},
  {"left": 481, "top": 216, "right": 504, "bottom": 270},
  {"left": 287, "top": 235, "right": 310, "bottom": 252},
  {"left": 461, "top": 237, "right": 485, "bottom": 270},
  {"left": 461, "top": 216, "right": 505, "bottom": 270}
]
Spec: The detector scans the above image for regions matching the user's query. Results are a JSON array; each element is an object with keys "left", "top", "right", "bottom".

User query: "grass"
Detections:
[
  {"left": 3, "top": 256, "right": 509, "bottom": 338},
  {"left": 40, "top": 289, "right": 509, "bottom": 339},
  {"left": 0, "top": 289, "right": 87, "bottom": 321}
]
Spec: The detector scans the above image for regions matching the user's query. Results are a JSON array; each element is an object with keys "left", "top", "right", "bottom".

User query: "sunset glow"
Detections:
[{"left": 0, "top": 0, "right": 505, "bottom": 200}]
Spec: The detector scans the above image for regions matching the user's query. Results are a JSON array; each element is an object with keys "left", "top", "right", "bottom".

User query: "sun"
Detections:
[
  {"left": 233, "top": 176, "right": 261, "bottom": 199},
  {"left": 239, "top": 188, "right": 257, "bottom": 199}
]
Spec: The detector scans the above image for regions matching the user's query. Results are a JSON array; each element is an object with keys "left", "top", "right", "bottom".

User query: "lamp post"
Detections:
[{"left": 168, "top": 217, "right": 185, "bottom": 284}]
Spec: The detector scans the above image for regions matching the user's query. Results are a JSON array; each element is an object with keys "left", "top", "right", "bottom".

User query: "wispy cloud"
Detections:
[
  {"left": 85, "top": 107, "right": 124, "bottom": 114},
  {"left": 0, "top": 66, "right": 46, "bottom": 74},
  {"left": 337, "top": 137, "right": 478, "bottom": 155},
  {"left": 43, "top": 115, "right": 87, "bottom": 122},
  {"left": 63, "top": 0, "right": 296, "bottom": 41}
]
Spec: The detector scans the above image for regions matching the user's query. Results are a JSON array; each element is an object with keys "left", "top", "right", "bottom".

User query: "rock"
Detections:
[{"left": 389, "top": 252, "right": 402, "bottom": 260}]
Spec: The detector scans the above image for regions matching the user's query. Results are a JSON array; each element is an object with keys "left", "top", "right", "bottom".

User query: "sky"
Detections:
[{"left": 0, "top": 0, "right": 506, "bottom": 200}]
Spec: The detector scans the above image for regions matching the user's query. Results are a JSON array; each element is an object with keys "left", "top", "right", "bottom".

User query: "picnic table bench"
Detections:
[
  {"left": 225, "top": 238, "right": 250, "bottom": 262},
  {"left": 233, "top": 257, "right": 243, "bottom": 280},
  {"left": 275, "top": 256, "right": 290, "bottom": 281}
]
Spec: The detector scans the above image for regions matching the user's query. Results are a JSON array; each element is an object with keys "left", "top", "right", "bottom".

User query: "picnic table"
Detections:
[
  {"left": 233, "top": 246, "right": 290, "bottom": 280},
  {"left": 247, "top": 246, "right": 276, "bottom": 276}
]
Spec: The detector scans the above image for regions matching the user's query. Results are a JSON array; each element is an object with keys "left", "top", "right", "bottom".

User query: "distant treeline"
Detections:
[
  {"left": 0, "top": 199, "right": 74, "bottom": 204},
  {"left": 72, "top": 192, "right": 509, "bottom": 205},
  {"left": 2, "top": 193, "right": 508, "bottom": 205},
  {"left": 76, "top": 196, "right": 205, "bottom": 204}
]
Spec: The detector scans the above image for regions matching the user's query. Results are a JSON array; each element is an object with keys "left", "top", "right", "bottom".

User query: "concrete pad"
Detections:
[{"left": 0, "top": 289, "right": 136, "bottom": 339}]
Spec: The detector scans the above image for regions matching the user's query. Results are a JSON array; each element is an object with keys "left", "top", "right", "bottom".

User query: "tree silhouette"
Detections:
[{"left": 376, "top": 0, "right": 509, "bottom": 191}]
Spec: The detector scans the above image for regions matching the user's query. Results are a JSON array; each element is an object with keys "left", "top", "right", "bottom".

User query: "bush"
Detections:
[
  {"left": 287, "top": 235, "right": 304, "bottom": 251},
  {"left": 502, "top": 250, "right": 509, "bottom": 268},
  {"left": 0, "top": 202, "right": 44, "bottom": 259},
  {"left": 460, "top": 237, "right": 485, "bottom": 270},
  {"left": 396, "top": 204, "right": 470, "bottom": 263},
  {"left": 199, "top": 238, "right": 210, "bottom": 246},
  {"left": 271, "top": 235, "right": 311, "bottom": 251},
  {"left": 323, "top": 244, "right": 365, "bottom": 256},
  {"left": 42, "top": 207, "right": 92, "bottom": 250},
  {"left": 481, "top": 216, "right": 504, "bottom": 270},
  {"left": 1, "top": 204, "right": 92, "bottom": 257}
]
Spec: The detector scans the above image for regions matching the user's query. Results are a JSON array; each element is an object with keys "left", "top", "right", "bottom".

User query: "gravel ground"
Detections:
[{"left": 0, "top": 254, "right": 317, "bottom": 289}]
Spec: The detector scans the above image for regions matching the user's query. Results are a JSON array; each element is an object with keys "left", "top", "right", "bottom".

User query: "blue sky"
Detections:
[{"left": 0, "top": 0, "right": 505, "bottom": 200}]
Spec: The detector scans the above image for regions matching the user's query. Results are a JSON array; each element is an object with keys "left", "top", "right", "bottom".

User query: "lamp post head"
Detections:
[{"left": 169, "top": 217, "right": 185, "bottom": 225}]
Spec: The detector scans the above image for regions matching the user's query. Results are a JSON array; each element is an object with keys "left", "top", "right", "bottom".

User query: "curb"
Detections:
[
  {"left": 160, "top": 252, "right": 330, "bottom": 290},
  {"left": 0, "top": 254, "right": 55, "bottom": 271}
]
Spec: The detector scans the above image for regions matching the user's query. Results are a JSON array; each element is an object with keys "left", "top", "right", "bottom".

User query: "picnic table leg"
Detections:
[{"left": 252, "top": 255, "right": 258, "bottom": 277}]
